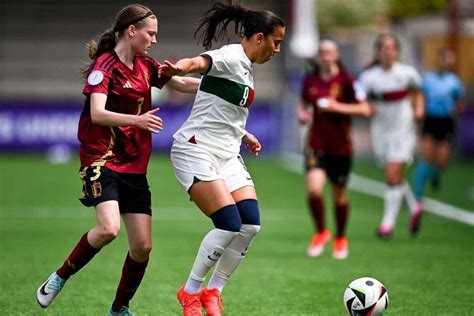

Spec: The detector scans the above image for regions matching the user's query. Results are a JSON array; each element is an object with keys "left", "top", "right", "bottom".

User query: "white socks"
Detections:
[
  {"left": 207, "top": 224, "right": 260, "bottom": 292},
  {"left": 184, "top": 228, "right": 238, "bottom": 294},
  {"left": 381, "top": 184, "right": 404, "bottom": 228}
]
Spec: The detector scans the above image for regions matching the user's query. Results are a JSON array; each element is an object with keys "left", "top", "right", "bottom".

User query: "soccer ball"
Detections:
[{"left": 343, "top": 277, "right": 389, "bottom": 315}]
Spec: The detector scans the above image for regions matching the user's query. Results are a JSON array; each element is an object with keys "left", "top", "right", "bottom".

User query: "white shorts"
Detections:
[
  {"left": 371, "top": 127, "right": 415, "bottom": 165},
  {"left": 170, "top": 141, "right": 254, "bottom": 193}
]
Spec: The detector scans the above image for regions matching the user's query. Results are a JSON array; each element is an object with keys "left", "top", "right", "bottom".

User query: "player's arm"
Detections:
[
  {"left": 319, "top": 80, "right": 372, "bottom": 117},
  {"left": 298, "top": 99, "right": 313, "bottom": 124},
  {"left": 411, "top": 88, "right": 424, "bottom": 121},
  {"left": 159, "top": 56, "right": 211, "bottom": 77},
  {"left": 90, "top": 93, "right": 163, "bottom": 133},
  {"left": 242, "top": 132, "right": 261, "bottom": 157},
  {"left": 409, "top": 68, "right": 424, "bottom": 121},
  {"left": 166, "top": 76, "right": 201, "bottom": 94},
  {"left": 321, "top": 99, "right": 372, "bottom": 117}
]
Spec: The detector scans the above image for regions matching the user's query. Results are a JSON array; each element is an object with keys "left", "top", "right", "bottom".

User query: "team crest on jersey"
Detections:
[
  {"left": 144, "top": 71, "right": 150, "bottom": 88},
  {"left": 87, "top": 70, "right": 104, "bottom": 86},
  {"left": 329, "top": 83, "right": 341, "bottom": 98}
]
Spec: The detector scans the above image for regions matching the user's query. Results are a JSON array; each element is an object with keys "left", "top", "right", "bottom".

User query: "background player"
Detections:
[
  {"left": 298, "top": 39, "right": 372, "bottom": 259},
  {"left": 358, "top": 33, "right": 424, "bottom": 239},
  {"left": 412, "top": 48, "right": 465, "bottom": 225},
  {"left": 159, "top": 1, "right": 285, "bottom": 315},
  {"left": 36, "top": 4, "right": 199, "bottom": 315}
]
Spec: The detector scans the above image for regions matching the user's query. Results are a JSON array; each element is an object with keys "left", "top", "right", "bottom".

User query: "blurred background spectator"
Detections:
[{"left": 0, "top": 0, "right": 473, "bottom": 159}]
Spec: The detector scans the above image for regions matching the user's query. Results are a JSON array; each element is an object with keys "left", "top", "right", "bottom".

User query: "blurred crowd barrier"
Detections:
[
  {"left": 0, "top": 101, "right": 281, "bottom": 155},
  {"left": 0, "top": 101, "right": 473, "bottom": 158}
]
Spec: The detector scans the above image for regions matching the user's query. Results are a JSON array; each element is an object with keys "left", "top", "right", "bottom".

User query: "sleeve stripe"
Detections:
[{"left": 96, "top": 55, "right": 115, "bottom": 72}]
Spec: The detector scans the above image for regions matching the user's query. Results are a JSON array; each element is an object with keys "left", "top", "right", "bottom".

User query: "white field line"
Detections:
[
  {"left": 281, "top": 154, "right": 474, "bottom": 226},
  {"left": 349, "top": 174, "right": 474, "bottom": 226}
]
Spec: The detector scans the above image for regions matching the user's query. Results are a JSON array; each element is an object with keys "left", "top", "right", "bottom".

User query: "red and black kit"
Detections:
[{"left": 301, "top": 69, "right": 359, "bottom": 186}]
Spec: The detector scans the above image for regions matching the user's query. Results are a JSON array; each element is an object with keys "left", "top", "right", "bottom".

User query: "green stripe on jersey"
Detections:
[{"left": 200, "top": 75, "right": 254, "bottom": 107}]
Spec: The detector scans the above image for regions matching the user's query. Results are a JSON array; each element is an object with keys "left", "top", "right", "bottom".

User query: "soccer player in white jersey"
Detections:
[
  {"left": 159, "top": 1, "right": 285, "bottom": 315},
  {"left": 358, "top": 33, "right": 424, "bottom": 239}
]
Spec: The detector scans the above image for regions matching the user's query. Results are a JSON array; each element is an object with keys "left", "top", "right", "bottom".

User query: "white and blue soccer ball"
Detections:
[{"left": 343, "top": 277, "right": 389, "bottom": 316}]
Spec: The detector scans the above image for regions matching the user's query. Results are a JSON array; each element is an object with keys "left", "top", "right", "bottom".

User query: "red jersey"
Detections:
[
  {"left": 301, "top": 70, "right": 358, "bottom": 156},
  {"left": 78, "top": 51, "right": 170, "bottom": 174}
]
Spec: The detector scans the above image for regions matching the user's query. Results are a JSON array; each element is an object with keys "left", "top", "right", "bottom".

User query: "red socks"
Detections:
[
  {"left": 335, "top": 203, "right": 349, "bottom": 237},
  {"left": 56, "top": 232, "right": 100, "bottom": 280},
  {"left": 308, "top": 196, "right": 325, "bottom": 232},
  {"left": 112, "top": 253, "right": 149, "bottom": 311}
]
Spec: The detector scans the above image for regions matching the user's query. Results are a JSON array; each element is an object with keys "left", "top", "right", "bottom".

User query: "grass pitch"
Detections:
[{"left": 0, "top": 154, "right": 472, "bottom": 315}]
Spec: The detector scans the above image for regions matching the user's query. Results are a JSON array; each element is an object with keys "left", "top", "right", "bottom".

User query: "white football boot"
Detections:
[{"left": 36, "top": 272, "right": 66, "bottom": 308}]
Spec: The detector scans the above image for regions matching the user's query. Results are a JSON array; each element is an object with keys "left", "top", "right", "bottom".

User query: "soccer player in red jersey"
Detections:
[
  {"left": 36, "top": 4, "right": 199, "bottom": 315},
  {"left": 298, "top": 40, "right": 371, "bottom": 259}
]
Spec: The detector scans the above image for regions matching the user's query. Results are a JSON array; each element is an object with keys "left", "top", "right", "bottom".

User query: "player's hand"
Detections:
[
  {"left": 159, "top": 60, "right": 182, "bottom": 77},
  {"left": 135, "top": 108, "right": 163, "bottom": 133},
  {"left": 298, "top": 106, "right": 312, "bottom": 124},
  {"left": 359, "top": 102, "right": 374, "bottom": 118},
  {"left": 314, "top": 97, "right": 337, "bottom": 113},
  {"left": 242, "top": 132, "right": 261, "bottom": 156},
  {"left": 368, "top": 104, "right": 378, "bottom": 116}
]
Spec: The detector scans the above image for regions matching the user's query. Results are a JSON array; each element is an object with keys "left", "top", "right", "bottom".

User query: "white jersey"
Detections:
[
  {"left": 173, "top": 44, "right": 255, "bottom": 158},
  {"left": 358, "top": 62, "right": 422, "bottom": 163}
]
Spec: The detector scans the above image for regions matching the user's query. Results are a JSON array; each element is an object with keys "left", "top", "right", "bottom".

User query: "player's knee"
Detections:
[
  {"left": 236, "top": 199, "right": 260, "bottom": 225},
  {"left": 385, "top": 171, "right": 403, "bottom": 186},
  {"left": 334, "top": 195, "right": 348, "bottom": 205},
  {"left": 307, "top": 189, "right": 323, "bottom": 199},
  {"left": 241, "top": 223, "right": 261, "bottom": 238},
  {"left": 210, "top": 204, "right": 242, "bottom": 232},
  {"left": 386, "top": 177, "right": 402, "bottom": 186},
  {"left": 130, "top": 242, "right": 152, "bottom": 260},
  {"left": 98, "top": 224, "right": 120, "bottom": 242}
]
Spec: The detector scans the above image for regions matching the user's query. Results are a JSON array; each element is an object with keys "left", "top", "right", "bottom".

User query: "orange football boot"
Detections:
[
  {"left": 177, "top": 286, "right": 203, "bottom": 316},
  {"left": 200, "top": 288, "right": 224, "bottom": 316},
  {"left": 307, "top": 229, "right": 331, "bottom": 257},
  {"left": 332, "top": 236, "right": 349, "bottom": 259}
]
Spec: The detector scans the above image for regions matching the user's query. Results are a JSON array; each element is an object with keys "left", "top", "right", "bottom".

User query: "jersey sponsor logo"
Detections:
[
  {"left": 123, "top": 81, "right": 133, "bottom": 88},
  {"left": 87, "top": 70, "right": 104, "bottom": 86}
]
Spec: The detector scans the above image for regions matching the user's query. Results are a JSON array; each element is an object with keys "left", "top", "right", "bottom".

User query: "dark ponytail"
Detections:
[
  {"left": 80, "top": 4, "right": 154, "bottom": 78},
  {"left": 194, "top": 0, "right": 284, "bottom": 49},
  {"left": 88, "top": 30, "right": 116, "bottom": 61}
]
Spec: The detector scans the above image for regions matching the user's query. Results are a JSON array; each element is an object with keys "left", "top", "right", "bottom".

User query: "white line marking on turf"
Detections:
[
  {"left": 281, "top": 154, "right": 474, "bottom": 226},
  {"left": 349, "top": 174, "right": 474, "bottom": 226}
]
